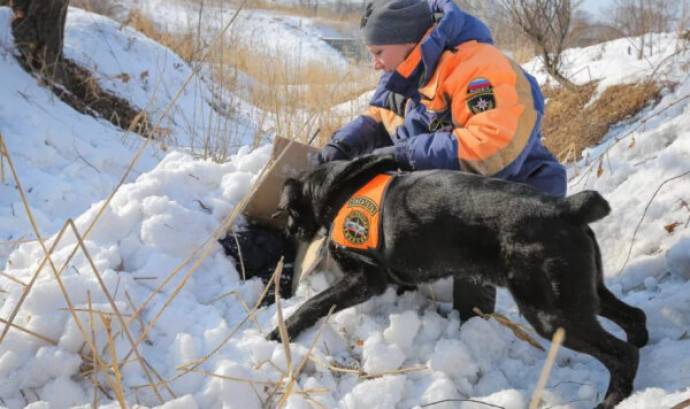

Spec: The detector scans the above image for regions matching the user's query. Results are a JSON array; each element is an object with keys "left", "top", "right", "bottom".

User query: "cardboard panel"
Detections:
[{"left": 243, "top": 137, "right": 319, "bottom": 229}]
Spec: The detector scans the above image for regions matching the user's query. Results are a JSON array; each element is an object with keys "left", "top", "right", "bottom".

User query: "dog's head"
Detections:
[
  {"left": 274, "top": 177, "right": 320, "bottom": 240},
  {"left": 275, "top": 153, "right": 401, "bottom": 240}
]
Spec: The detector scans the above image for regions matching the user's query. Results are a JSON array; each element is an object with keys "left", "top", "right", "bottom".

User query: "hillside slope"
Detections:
[
  {"left": 1, "top": 9, "right": 690, "bottom": 409},
  {"left": 0, "top": 7, "right": 263, "bottom": 267}
]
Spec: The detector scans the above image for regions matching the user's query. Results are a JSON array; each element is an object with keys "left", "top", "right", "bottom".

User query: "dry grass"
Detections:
[
  {"left": 71, "top": 0, "right": 126, "bottom": 19},
  {"left": 122, "top": 10, "right": 197, "bottom": 62},
  {"left": 121, "top": 7, "right": 374, "bottom": 151},
  {"left": 542, "top": 81, "right": 662, "bottom": 163}
]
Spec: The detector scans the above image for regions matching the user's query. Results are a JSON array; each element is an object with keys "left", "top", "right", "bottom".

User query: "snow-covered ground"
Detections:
[
  {"left": 524, "top": 33, "right": 689, "bottom": 93},
  {"left": 1, "top": 5, "right": 690, "bottom": 409},
  {"left": 63, "top": 7, "right": 261, "bottom": 152},
  {"left": 0, "top": 6, "right": 262, "bottom": 265}
]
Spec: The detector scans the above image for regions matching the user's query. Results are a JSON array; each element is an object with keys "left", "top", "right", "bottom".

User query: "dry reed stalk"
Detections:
[
  {"left": 131, "top": 367, "right": 278, "bottom": 394},
  {"left": 124, "top": 291, "right": 152, "bottom": 347},
  {"left": 231, "top": 229, "right": 247, "bottom": 281},
  {"left": 121, "top": 135, "right": 301, "bottom": 372},
  {"left": 617, "top": 169, "right": 690, "bottom": 275},
  {"left": 232, "top": 292, "right": 263, "bottom": 332},
  {"left": 276, "top": 306, "right": 336, "bottom": 408},
  {"left": 671, "top": 398, "right": 690, "bottom": 409},
  {"left": 0, "top": 139, "right": 102, "bottom": 363},
  {"left": 273, "top": 258, "right": 293, "bottom": 377},
  {"left": 308, "top": 354, "right": 428, "bottom": 380},
  {"left": 118, "top": 148, "right": 280, "bottom": 359},
  {"left": 188, "top": 369, "right": 277, "bottom": 386},
  {"left": 170, "top": 253, "right": 285, "bottom": 383},
  {"left": 0, "top": 317, "right": 58, "bottom": 345},
  {"left": 474, "top": 308, "right": 545, "bottom": 351},
  {"left": 308, "top": 356, "right": 360, "bottom": 376},
  {"left": 529, "top": 327, "right": 566, "bottom": 409},
  {"left": 569, "top": 93, "right": 690, "bottom": 187},
  {"left": 360, "top": 365, "right": 429, "bottom": 380},
  {"left": 100, "top": 314, "right": 128, "bottom": 408},
  {"left": 22, "top": 0, "right": 253, "bottom": 315},
  {"left": 207, "top": 289, "right": 239, "bottom": 304},
  {"left": 304, "top": 395, "right": 329, "bottom": 409},
  {"left": 124, "top": 291, "right": 177, "bottom": 399},
  {"left": 66, "top": 219, "right": 166, "bottom": 403},
  {"left": 295, "top": 388, "right": 330, "bottom": 395},
  {"left": 63, "top": 308, "right": 133, "bottom": 317},
  {"left": 0, "top": 140, "right": 5, "bottom": 183},
  {"left": 87, "top": 292, "right": 103, "bottom": 408},
  {"left": 0, "top": 271, "right": 28, "bottom": 287}
]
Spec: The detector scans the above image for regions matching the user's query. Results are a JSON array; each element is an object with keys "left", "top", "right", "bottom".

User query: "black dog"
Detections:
[{"left": 268, "top": 154, "right": 648, "bottom": 409}]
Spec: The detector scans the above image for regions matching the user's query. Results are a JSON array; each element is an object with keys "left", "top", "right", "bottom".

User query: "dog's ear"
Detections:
[
  {"left": 276, "top": 178, "right": 303, "bottom": 215},
  {"left": 276, "top": 177, "right": 320, "bottom": 239},
  {"left": 325, "top": 153, "right": 399, "bottom": 192}
]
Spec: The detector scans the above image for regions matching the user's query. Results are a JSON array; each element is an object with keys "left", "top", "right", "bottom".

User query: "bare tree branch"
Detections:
[{"left": 498, "top": 0, "right": 578, "bottom": 90}]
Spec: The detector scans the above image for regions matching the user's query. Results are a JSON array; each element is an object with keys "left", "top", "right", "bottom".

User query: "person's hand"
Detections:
[
  {"left": 371, "top": 145, "right": 413, "bottom": 171},
  {"left": 317, "top": 141, "right": 352, "bottom": 164}
]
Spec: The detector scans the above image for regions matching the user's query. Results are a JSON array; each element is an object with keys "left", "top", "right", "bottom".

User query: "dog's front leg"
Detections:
[{"left": 267, "top": 268, "right": 387, "bottom": 342}]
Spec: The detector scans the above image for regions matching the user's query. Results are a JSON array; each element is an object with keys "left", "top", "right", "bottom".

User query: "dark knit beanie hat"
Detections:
[{"left": 361, "top": 0, "right": 433, "bottom": 45}]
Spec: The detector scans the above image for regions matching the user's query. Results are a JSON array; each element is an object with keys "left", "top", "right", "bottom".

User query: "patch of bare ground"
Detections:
[{"left": 542, "top": 81, "right": 663, "bottom": 163}]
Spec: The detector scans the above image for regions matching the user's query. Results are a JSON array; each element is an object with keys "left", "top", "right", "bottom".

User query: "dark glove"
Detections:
[
  {"left": 316, "top": 141, "right": 354, "bottom": 164},
  {"left": 371, "top": 145, "right": 413, "bottom": 171}
]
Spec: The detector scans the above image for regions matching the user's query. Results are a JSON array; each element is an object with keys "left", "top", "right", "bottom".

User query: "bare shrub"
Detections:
[
  {"left": 71, "top": 0, "right": 126, "bottom": 19},
  {"left": 542, "top": 81, "right": 662, "bottom": 161},
  {"left": 498, "top": 0, "right": 578, "bottom": 90},
  {"left": 605, "top": 0, "right": 683, "bottom": 59}
]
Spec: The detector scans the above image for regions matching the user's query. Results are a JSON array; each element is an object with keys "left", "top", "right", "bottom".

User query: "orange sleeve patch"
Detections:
[{"left": 443, "top": 44, "right": 538, "bottom": 175}]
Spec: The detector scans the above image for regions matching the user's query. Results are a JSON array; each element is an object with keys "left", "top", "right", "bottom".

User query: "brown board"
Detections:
[{"left": 243, "top": 137, "right": 319, "bottom": 229}]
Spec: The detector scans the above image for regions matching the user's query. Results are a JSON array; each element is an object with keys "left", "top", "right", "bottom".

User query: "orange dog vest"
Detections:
[{"left": 331, "top": 174, "right": 394, "bottom": 251}]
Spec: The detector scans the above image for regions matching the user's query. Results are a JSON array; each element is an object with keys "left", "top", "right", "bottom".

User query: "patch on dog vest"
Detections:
[{"left": 331, "top": 174, "right": 394, "bottom": 251}]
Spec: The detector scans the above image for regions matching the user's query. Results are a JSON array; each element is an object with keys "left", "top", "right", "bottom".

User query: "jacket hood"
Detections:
[{"left": 382, "top": 0, "right": 494, "bottom": 97}]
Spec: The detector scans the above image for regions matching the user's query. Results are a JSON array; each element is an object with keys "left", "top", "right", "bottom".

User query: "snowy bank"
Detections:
[{"left": 1, "top": 11, "right": 690, "bottom": 409}]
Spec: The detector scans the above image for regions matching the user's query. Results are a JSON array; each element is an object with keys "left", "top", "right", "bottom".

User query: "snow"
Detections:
[
  {"left": 1, "top": 4, "right": 690, "bottom": 409},
  {"left": 523, "top": 33, "right": 689, "bottom": 94},
  {"left": 129, "top": 0, "right": 351, "bottom": 73},
  {"left": 63, "top": 7, "right": 261, "bottom": 152}
]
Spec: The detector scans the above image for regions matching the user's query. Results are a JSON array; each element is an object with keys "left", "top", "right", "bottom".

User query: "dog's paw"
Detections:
[
  {"left": 266, "top": 328, "right": 282, "bottom": 342},
  {"left": 628, "top": 308, "right": 649, "bottom": 348},
  {"left": 629, "top": 326, "right": 649, "bottom": 348}
]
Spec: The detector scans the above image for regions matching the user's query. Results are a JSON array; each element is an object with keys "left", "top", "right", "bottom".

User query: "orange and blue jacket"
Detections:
[{"left": 330, "top": 0, "right": 566, "bottom": 196}]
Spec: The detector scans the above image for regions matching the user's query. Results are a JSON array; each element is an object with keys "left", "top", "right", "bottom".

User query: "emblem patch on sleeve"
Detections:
[{"left": 466, "top": 78, "right": 496, "bottom": 115}]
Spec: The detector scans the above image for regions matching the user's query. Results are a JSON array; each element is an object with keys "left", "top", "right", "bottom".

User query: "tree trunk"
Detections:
[
  {"left": 540, "top": 48, "right": 578, "bottom": 91},
  {"left": 10, "top": 0, "right": 69, "bottom": 75},
  {"left": 8, "top": 0, "right": 148, "bottom": 136}
]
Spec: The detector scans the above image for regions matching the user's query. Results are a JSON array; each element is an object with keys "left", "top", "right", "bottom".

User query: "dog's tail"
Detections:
[{"left": 562, "top": 190, "right": 611, "bottom": 224}]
